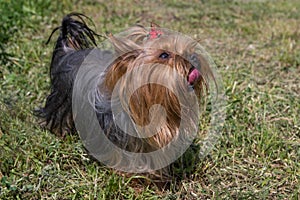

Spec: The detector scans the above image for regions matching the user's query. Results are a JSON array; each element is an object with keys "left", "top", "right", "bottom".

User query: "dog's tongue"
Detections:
[{"left": 188, "top": 68, "right": 200, "bottom": 85}]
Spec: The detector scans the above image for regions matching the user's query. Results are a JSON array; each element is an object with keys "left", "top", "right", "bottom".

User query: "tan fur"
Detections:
[{"left": 102, "top": 25, "right": 214, "bottom": 152}]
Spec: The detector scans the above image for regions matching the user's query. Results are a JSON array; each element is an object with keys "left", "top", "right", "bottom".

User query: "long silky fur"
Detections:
[
  {"left": 37, "top": 14, "right": 215, "bottom": 180},
  {"left": 101, "top": 28, "right": 213, "bottom": 151},
  {"left": 36, "top": 13, "right": 100, "bottom": 136}
]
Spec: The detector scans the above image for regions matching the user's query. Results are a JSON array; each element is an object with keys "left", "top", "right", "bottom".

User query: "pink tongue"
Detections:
[{"left": 188, "top": 68, "right": 200, "bottom": 84}]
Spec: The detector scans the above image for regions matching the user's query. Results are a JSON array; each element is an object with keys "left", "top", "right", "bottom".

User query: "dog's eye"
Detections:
[{"left": 159, "top": 52, "right": 169, "bottom": 59}]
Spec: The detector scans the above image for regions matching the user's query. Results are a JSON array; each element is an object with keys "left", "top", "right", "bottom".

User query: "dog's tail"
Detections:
[
  {"left": 47, "top": 13, "right": 100, "bottom": 67},
  {"left": 47, "top": 13, "right": 99, "bottom": 50},
  {"left": 36, "top": 13, "right": 100, "bottom": 136}
]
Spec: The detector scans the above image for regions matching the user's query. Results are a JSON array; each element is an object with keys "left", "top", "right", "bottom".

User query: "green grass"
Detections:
[{"left": 0, "top": 0, "right": 299, "bottom": 199}]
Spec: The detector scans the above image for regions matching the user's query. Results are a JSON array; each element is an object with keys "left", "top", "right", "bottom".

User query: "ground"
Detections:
[{"left": 0, "top": 0, "right": 299, "bottom": 199}]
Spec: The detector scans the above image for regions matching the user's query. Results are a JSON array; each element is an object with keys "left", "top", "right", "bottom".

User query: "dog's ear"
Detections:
[
  {"left": 108, "top": 33, "right": 141, "bottom": 55},
  {"left": 103, "top": 49, "right": 142, "bottom": 93}
]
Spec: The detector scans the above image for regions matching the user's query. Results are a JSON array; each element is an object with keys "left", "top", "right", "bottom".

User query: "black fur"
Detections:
[
  {"left": 36, "top": 13, "right": 149, "bottom": 151},
  {"left": 36, "top": 14, "right": 202, "bottom": 180},
  {"left": 36, "top": 13, "right": 100, "bottom": 136}
]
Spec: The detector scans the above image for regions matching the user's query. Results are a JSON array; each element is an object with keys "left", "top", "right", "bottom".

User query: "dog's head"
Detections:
[{"left": 101, "top": 25, "right": 215, "bottom": 151}]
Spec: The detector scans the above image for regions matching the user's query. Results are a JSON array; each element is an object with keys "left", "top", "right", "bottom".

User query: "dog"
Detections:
[{"left": 37, "top": 13, "right": 215, "bottom": 179}]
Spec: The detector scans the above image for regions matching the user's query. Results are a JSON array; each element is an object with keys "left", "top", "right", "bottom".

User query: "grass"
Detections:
[{"left": 0, "top": 0, "right": 299, "bottom": 199}]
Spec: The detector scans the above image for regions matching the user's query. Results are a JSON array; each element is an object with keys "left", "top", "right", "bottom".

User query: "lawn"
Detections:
[{"left": 0, "top": 0, "right": 299, "bottom": 199}]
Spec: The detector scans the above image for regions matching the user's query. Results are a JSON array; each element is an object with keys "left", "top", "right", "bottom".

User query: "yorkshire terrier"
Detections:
[{"left": 37, "top": 13, "right": 215, "bottom": 180}]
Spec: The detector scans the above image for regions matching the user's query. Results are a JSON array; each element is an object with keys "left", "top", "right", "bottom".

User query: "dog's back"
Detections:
[{"left": 36, "top": 13, "right": 99, "bottom": 136}]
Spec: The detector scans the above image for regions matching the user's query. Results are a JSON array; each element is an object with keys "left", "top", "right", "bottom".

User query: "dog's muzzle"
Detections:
[
  {"left": 187, "top": 53, "right": 202, "bottom": 90},
  {"left": 188, "top": 67, "right": 200, "bottom": 86}
]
